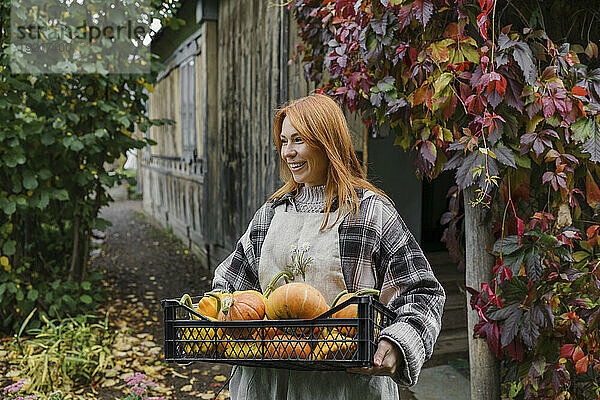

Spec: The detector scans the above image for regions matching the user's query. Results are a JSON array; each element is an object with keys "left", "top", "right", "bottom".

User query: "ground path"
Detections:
[{"left": 94, "top": 200, "right": 232, "bottom": 399}]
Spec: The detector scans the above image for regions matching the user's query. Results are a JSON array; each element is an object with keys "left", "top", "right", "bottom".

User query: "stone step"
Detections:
[{"left": 442, "top": 304, "right": 467, "bottom": 330}]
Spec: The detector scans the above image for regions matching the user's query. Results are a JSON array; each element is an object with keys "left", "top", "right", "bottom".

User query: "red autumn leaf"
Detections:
[
  {"left": 586, "top": 170, "right": 600, "bottom": 209},
  {"left": 541, "top": 96, "right": 556, "bottom": 118},
  {"left": 477, "top": 13, "right": 489, "bottom": 40},
  {"left": 478, "top": 0, "right": 495, "bottom": 12},
  {"left": 506, "top": 338, "right": 524, "bottom": 363},
  {"left": 575, "top": 355, "right": 589, "bottom": 374},
  {"left": 474, "top": 320, "right": 502, "bottom": 358},
  {"left": 586, "top": 225, "right": 600, "bottom": 248},
  {"left": 571, "top": 86, "right": 589, "bottom": 96},
  {"left": 412, "top": 0, "right": 434, "bottom": 27},
  {"left": 395, "top": 5, "right": 413, "bottom": 31},
  {"left": 560, "top": 343, "right": 575, "bottom": 359}
]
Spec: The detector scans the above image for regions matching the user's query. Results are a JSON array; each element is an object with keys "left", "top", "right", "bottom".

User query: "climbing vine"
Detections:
[{"left": 290, "top": 0, "right": 600, "bottom": 397}]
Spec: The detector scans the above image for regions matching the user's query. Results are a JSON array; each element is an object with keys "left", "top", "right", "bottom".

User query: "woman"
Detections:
[{"left": 212, "top": 94, "right": 445, "bottom": 399}]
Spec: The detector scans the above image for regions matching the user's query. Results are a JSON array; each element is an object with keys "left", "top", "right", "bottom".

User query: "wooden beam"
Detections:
[{"left": 463, "top": 186, "right": 500, "bottom": 400}]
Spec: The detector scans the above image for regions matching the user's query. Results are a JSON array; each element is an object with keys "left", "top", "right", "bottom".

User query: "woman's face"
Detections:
[{"left": 280, "top": 117, "right": 329, "bottom": 187}]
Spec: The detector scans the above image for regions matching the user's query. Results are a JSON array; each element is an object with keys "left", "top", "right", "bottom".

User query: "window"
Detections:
[{"left": 181, "top": 57, "right": 196, "bottom": 163}]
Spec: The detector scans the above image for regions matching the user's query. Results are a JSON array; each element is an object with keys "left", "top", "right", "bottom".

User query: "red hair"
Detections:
[{"left": 269, "top": 94, "right": 391, "bottom": 230}]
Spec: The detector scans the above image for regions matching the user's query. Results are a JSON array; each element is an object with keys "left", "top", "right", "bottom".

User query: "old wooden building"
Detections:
[{"left": 140, "top": 0, "right": 467, "bottom": 359}]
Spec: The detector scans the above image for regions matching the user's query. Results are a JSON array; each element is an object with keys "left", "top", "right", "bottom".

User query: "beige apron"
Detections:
[
  {"left": 229, "top": 201, "right": 399, "bottom": 400},
  {"left": 258, "top": 201, "right": 347, "bottom": 304}
]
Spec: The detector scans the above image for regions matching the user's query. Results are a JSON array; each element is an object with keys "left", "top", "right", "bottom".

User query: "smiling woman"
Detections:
[
  {"left": 211, "top": 93, "right": 446, "bottom": 400},
  {"left": 279, "top": 117, "right": 329, "bottom": 187}
]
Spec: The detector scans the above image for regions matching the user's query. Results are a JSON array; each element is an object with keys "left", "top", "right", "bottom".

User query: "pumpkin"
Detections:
[
  {"left": 221, "top": 335, "right": 262, "bottom": 359},
  {"left": 252, "top": 326, "right": 286, "bottom": 341},
  {"left": 264, "top": 271, "right": 329, "bottom": 320},
  {"left": 195, "top": 292, "right": 224, "bottom": 319},
  {"left": 266, "top": 334, "right": 311, "bottom": 359},
  {"left": 217, "top": 290, "right": 266, "bottom": 321},
  {"left": 179, "top": 294, "right": 219, "bottom": 356},
  {"left": 310, "top": 328, "right": 356, "bottom": 360},
  {"left": 330, "top": 289, "right": 380, "bottom": 336}
]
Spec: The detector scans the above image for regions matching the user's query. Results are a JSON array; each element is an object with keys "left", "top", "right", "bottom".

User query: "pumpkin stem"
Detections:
[
  {"left": 264, "top": 270, "right": 295, "bottom": 298},
  {"left": 179, "top": 294, "right": 200, "bottom": 320},
  {"left": 354, "top": 289, "right": 380, "bottom": 297},
  {"left": 331, "top": 290, "right": 349, "bottom": 308},
  {"left": 330, "top": 289, "right": 380, "bottom": 308},
  {"left": 205, "top": 292, "right": 222, "bottom": 314}
]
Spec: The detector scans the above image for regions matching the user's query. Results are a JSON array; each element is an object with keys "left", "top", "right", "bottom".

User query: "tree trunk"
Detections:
[
  {"left": 69, "top": 203, "right": 81, "bottom": 281},
  {"left": 463, "top": 186, "right": 500, "bottom": 400}
]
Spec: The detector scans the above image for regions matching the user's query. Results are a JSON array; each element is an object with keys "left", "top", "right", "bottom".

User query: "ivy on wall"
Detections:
[{"left": 290, "top": 0, "right": 600, "bottom": 397}]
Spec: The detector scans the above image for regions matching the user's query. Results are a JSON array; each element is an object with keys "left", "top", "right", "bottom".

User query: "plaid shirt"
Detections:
[{"left": 212, "top": 189, "right": 446, "bottom": 387}]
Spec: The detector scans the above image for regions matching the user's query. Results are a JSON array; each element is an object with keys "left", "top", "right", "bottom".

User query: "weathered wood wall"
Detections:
[
  {"left": 148, "top": 68, "right": 181, "bottom": 157},
  {"left": 205, "top": 0, "right": 288, "bottom": 263},
  {"left": 142, "top": 24, "right": 209, "bottom": 265}
]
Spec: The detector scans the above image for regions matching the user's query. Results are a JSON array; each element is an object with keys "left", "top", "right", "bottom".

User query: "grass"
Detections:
[{"left": 5, "top": 312, "right": 115, "bottom": 393}]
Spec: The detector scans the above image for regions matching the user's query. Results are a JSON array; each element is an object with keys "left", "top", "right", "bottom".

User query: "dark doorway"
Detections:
[{"left": 420, "top": 170, "right": 455, "bottom": 252}]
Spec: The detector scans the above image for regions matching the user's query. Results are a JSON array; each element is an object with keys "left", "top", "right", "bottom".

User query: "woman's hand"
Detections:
[{"left": 347, "top": 338, "right": 402, "bottom": 376}]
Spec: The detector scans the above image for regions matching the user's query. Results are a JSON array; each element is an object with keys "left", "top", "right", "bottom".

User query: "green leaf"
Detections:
[
  {"left": 27, "top": 289, "right": 39, "bottom": 302},
  {"left": 80, "top": 294, "right": 93, "bottom": 304},
  {"left": 38, "top": 169, "right": 52, "bottom": 180},
  {"left": 7, "top": 282, "right": 17, "bottom": 294},
  {"left": 67, "top": 113, "right": 80, "bottom": 124},
  {"left": 525, "top": 252, "right": 542, "bottom": 282},
  {"left": 514, "top": 154, "right": 531, "bottom": 169},
  {"left": 62, "top": 294, "right": 75, "bottom": 307},
  {"left": 15, "top": 289, "right": 24, "bottom": 302},
  {"left": 70, "top": 139, "right": 84, "bottom": 152},
  {"left": 377, "top": 77, "right": 395, "bottom": 92},
  {"left": 434, "top": 72, "right": 453, "bottom": 94},
  {"left": 0, "top": 198, "right": 16, "bottom": 215},
  {"left": 571, "top": 117, "right": 595, "bottom": 142},
  {"left": 581, "top": 119, "right": 600, "bottom": 162},
  {"left": 94, "top": 128, "right": 108, "bottom": 138},
  {"left": 429, "top": 41, "right": 449, "bottom": 63},
  {"left": 461, "top": 46, "right": 480, "bottom": 63},
  {"left": 513, "top": 43, "right": 536, "bottom": 85},
  {"left": 54, "top": 189, "right": 69, "bottom": 201},
  {"left": 117, "top": 116, "right": 131, "bottom": 128},
  {"left": 36, "top": 191, "right": 49, "bottom": 210},
  {"left": 2, "top": 240, "right": 16, "bottom": 256},
  {"left": 52, "top": 117, "right": 66, "bottom": 130},
  {"left": 22, "top": 169, "right": 38, "bottom": 190},
  {"left": 493, "top": 235, "right": 521, "bottom": 255},
  {"left": 41, "top": 132, "right": 56, "bottom": 145},
  {"left": 81, "top": 281, "right": 92, "bottom": 291}
]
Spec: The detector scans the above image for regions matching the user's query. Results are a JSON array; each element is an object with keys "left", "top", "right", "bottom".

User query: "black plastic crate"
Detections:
[{"left": 161, "top": 295, "right": 396, "bottom": 370}]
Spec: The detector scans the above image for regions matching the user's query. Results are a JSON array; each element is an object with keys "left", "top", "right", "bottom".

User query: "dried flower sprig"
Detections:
[{"left": 285, "top": 242, "right": 313, "bottom": 280}]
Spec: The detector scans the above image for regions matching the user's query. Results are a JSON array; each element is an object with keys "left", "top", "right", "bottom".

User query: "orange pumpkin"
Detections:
[
  {"left": 217, "top": 290, "right": 266, "bottom": 321},
  {"left": 310, "top": 328, "right": 356, "bottom": 360},
  {"left": 266, "top": 334, "right": 311, "bottom": 359},
  {"left": 264, "top": 272, "right": 329, "bottom": 320},
  {"left": 194, "top": 292, "right": 224, "bottom": 319},
  {"left": 330, "top": 289, "right": 380, "bottom": 336}
]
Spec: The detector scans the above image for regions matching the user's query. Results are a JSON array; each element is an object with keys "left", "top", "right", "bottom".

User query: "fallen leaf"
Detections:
[
  {"left": 172, "top": 371, "right": 189, "bottom": 379},
  {"left": 213, "top": 375, "right": 227, "bottom": 382},
  {"left": 104, "top": 368, "right": 119, "bottom": 378},
  {"left": 199, "top": 394, "right": 215, "bottom": 400},
  {"left": 101, "top": 379, "right": 118, "bottom": 387},
  {"left": 181, "top": 384, "right": 193, "bottom": 391}
]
